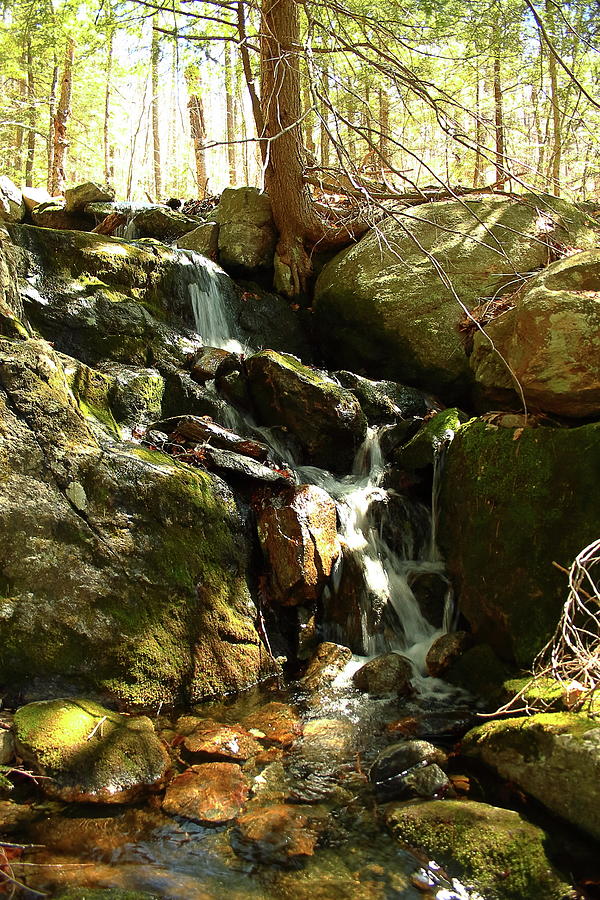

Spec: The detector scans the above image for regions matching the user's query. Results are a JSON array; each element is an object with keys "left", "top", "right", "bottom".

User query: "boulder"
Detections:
[
  {"left": 21, "top": 186, "right": 54, "bottom": 213},
  {"left": 461, "top": 712, "right": 600, "bottom": 841},
  {"left": 439, "top": 417, "right": 600, "bottom": 665},
  {"left": 472, "top": 250, "right": 600, "bottom": 417},
  {"left": 59, "top": 354, "right": 121, "bottom": 438},
  {"left": 370, "top": 739, "right": 449, "bottom": 801},
  {"left": 161, "top": 371, "right": 236, "bottom": 425},
  {"left": 153, "top": 414, "right": 270, "bottom": 462},
  {"left": 315, "top": 195, "right": 599, "bottom": 401},
  {"left": 352, "top": 652, "right": 413, "bottom": 697},
  {"left": 176, "top": 222, "right": 219, "bottom": 259},
  {"left": 0, "top": 728, "right": 14, "bottom": 764},
  {"left": 246, "top": 350, "right": 367, "bottom": 472},
  {"left": 189, "top": 346, "right": 233, "bottom": 383},
  {"left": 425, "top": 630, "right": 473, "bottom": 678},
  {"left": 301, "top": 642, "right": 352, "bottom": 691},
  {"left": 128, "top": 206, "right": 201, "bottom": 241},
  {"left": 230, "top": 803, "right": 325, "bottom": 868},
  {"left": 0, "top": 338, "right": 276, "bottom": 704},
  {"left": 257, "top": 484, "right": 341, "bottom": 606},
  {"left": 0, "top": 176, "right": 25, "bottom": 223},
  {"left": 13, "top": 699, "right": 169, "bottom": 803},
  {"left": 385, "top": 799, "right": 571, "bottom": 900},
  {"left": 334, "top": 371, "right": 431, "bottom": 424},
  {"left": 31, "top": 200, "right": 94, "bottom": 231},
  {"left": 64, "top": 182, "right": 115, "bottom": 212},
  {"left": 162, "top": 763, "right": 249, "bottom": 825},
  {"left": 99, "top": 363, "right": 164, "bottom": 427},
  {"left": 215, "top": 187, "right": 276, "bottom": 273},
  {"left": 200, "top": 446, "right": 293, "bottom": 485},
  {"left": 392, "top": 408, "right": 468, "bottom": 471}
]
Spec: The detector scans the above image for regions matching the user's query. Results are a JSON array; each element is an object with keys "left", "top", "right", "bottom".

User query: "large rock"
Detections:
[
  {"left": 230, "top": 803, "right": 325, "bottom": 868},
  {"left": 386, "top": 799, "right": 570, "bottom": 900},
  {"left": 439, "top": 417, "right": 600, "bottom": 665},
  {"left": 215, "top": 187, "right": 276, "bottom": 273},
  {"left": 13, "top": 699, "right": 169, "bottom": 803},
  {"left": 472, "top": 250, "right": 600, "bottom": 417},
  {"left": 31, "top": 200, "right": 94, "bottom": 231},
  {"left": 352, "top": 652, "right": 413, "bottom": 697},
  {"left": 257, "top": 484, "right": 341, "bottom": 606},
  {"left": 176, "top": 222, "right": 219, "bottom": 260},
  {"left": 162, "top": 763, "right": 250, "bottom": 825},
  {"left": 128, "top": 206, "right": 201, "bottom": 241},
  {"left": 0, "top": 338, "right": 275, "bottom": 704},
  {"left": 461, "top": 712, "right": 600, "bottom": 842},
  {"left": 0, "top": 177, "right": 25, "bottom": 223},
  {"left": 246, "top": 350, "right": 367, "bottom": 472},
  {"left": 315, "top": 195, "right": 599, "bottom": 401},
  {"left": 64, "top": 182, "right": 115, "bottom": 212}
]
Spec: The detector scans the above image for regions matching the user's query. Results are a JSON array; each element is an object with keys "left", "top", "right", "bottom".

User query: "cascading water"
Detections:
[{"left": 182, "top": 254, "right": 456, "bottom": 694}]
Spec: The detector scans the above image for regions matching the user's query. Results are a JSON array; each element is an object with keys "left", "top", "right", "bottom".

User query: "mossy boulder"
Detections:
[
  {"left": 246, "top": 350, "right": 367, "bottom": 472},
  {"left": 0, "top": 339, "right": 275, "bottom": 704},
  {"left": 461, "top": 712, "right": 600, "bottom": 841},
  {"left": 392, "top": 407, "right": 468, "bottom": 471},
  {"left": 128, "top": 206, "right": 201, "bottom": 241},
  {"left": 314, "top": 195, "right": 599, "bottom": 402},
  {"left": 14, "top": 699, "right": 169, "bottom": 803},
  {"left": 334, "top": 370, "right": 431, "bottom": 424},
  {"left": 60, "top": 353, "right": 121, "bottom": 438},
  {"left": 215, "top": 187, "right": 276, "bottom": 273},
  {"left": 176, "top": 222, "right": 219, "bottom": 260},
  {"left": 385, "top": 798, "right": 571, "bottom": 900},
  {"left": 472, "top": 250, "right": 600, "bottom": 417},
  {"left": 439, "top": 418, "right": 600, "bottom": 665}
]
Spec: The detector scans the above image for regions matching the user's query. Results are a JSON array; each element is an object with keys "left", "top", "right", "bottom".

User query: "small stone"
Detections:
[
  {"left": 66, "top": 481, "right": 88, "bottom": 511},
  {"left": 162, "top": 762, "right": 249, "bottom": 825},
  {"left": 230, "top": 803, "right": 325, "bottom": 867},
  {"left": 242, "top": 702, "right": 302, "bottom": 748},
  {"left": 370, "top": 740, "right": 449, "bottom": 801},
  {"left": 352, "top": 652, "right": 413, "bottom": 697},
  {"left": 182, "top": 719, "right": 262, "bottom": 761},
  {"left": 189, "top": 346, "right": 233, "bottom": 383}
]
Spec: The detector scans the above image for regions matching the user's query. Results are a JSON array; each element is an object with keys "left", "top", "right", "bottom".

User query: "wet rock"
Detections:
[
  {"left": 59, "top": 354, "right": 121, "bottom": 438},
  {"left": 334, "top": 371, "right": 431, "bottom": 424},
  {"left": 230, "top": 803, "right": 325, "bottom": 868},
  {"left": 352, "top": 653, "right": 413, "bottom": 697},
  {"left": 386, "top": 708, "right": 476, "bottom": 743},
  {"left": 0, "top": 799, "right": 37, "bottom": 832},
  {"left": 100, "top": 364, "right": 164, "bottom": 427},
  {"left": 409, "top": 572, "right": 449, "bottom": 628},
  {"left": 461, "top": 711, "right": 600, "bottom": 841},
  {"left": 257, "top": 485, "right": 341, "bottom": 606},
  {"left": 129, "top": 206, "right": 201, "bottom": 241},
  {"left": 55, "top": 890, "right": 160, "bottom": 900},
  {"left": 393, "top": 408, "right": 467, "bottom": 471},
  {"left": 214, "top": 355, "right": 253, "bottom": 412},
  {"left": 216, "top": 187, "right": 276, "bottom": 273},
  {"left": 439, "top": 417, "right": 600, "bottom": 666},
  {"left": 301, "top": 643, "right": 352, "bottom": 692},
  {"left": 233, "top": 283, "right": 313, "bottom": 362},
  {"left": 444, "top": 643, "right": 509, "bottom": 702},
  {"left": 385, "top": 799, "right": 571, "bottom": 900},
  {"left": 0, "top": 176, "right": 25, "bottom": 222},
  {"left": 321, "top": 549, "right": 383, "bottom": 654},
  {"left": 315, "top": 194, "right": 599, "bottom": 403},
  {"left": 426, "top": 630, "right": 473, "bottom": 678},
  {"left": 161, "top": 370, "right": 234, "bottom": 424},
  {"left": 370, "top": 739, "right": 448, "bottom": 801},
  {"left": 0, "top": 728, "right": 15, "bottom": 764},
  {"left": 242, "top": 702, "right": 303, "bottom": 748},
  {"left": 189, "top": 346, "right": 233, "bottom": 383},
  {"left": 64, "top": 182, "right": 115, "bottom": 212},
  {"left": 162, "top": 762, "right": 250, "bottom": 825},
  {"left": 153, "top": 414, "right": 269, "bottom": 462},
  {"left": 202, "top": 447, "right": 293, "bottom": 485},
  {"left": 182, "top": 719, "right": 262, "bottom": 761},
  {"left": 31, "top": 200, "right": 94, "bottom": 231},
  {"left": 472, "top": 250, "right": 600, "bottom": 417},
  {"left": 13, "top": 699, "right": 170, "bottom": 803},
  {"left": 246, "top": 350, "right": 367, "bottom": 473},
  {"left": 176, "top": 222, "right": 219, "bottom": 260}
]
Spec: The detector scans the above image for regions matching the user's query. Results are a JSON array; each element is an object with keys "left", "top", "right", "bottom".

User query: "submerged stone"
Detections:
[
  {"left": 182, "top": 719, "right": 262, "bottom": 761},
  {"left": 230, "top": 803, "right": 325, "bottom": 868},
  {"left": 13, "top": 699, "right": 170, "bottom": 803},
  {"left": 370, "top": 739, "right": 449, "bottom": 802},
  {"left": 385, "top": 799, "right": 571, "bottom": 900},
  {"left": 241, "top": 701, "right": 303, "bottom": 749},
  {"left": 246, "top": 350, "right": 367, "bottom": 473},
  {"left": 162, "top": 762, "right": 250, "bottom": 825}
]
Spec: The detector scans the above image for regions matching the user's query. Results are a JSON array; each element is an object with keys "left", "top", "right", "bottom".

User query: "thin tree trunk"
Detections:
[
  {"left": 104, "top": 29, "right": 113, "bottom": 186},
  {"left": 378, "top": 87, "right": 390, "bottom": 166},
  {"left": 185, "top": 66, "right": 208, "bottom": 198},
  {"left": 236, "top": 0, "right": 265, "bottom": 162},
  {"left": 14, "top": 48, "right": 27, "bottom": 178},
  {"left": 151, "top": 17, "right": 162, "bottom": 199},
  {"left": 47, "top": 59, "right": 58, "bottom": 191},
  {"left": 473, "top": 74, "right": 484, "bottom": 187},
  {"left": 545, "top": 0, "right": 561, "bottom": 196},
  {"left": 320, "top": 66, "right": 330, "bottom": 168},
  {"left": 531, "top": 80, "right": 546, "bottom": 189},
  {"left": 24, "top": 37, "right": 36, "bottom": 187},
  {"left": 51, "top": 37, "right": 75, "bottom": 196},
  {"left": 493, "top": 55, "right": 506, "bottom": 187},
  {"left": 302, "top": 79, "right": 315, "bottom": 160},
  {"left": 225, "top": 41, "right": 237, "bottom": 185}
]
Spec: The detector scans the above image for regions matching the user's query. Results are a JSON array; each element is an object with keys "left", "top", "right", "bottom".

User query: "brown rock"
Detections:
[
  {"left": 183, "top": 719, "right": 262, "bottom": 761},
  {"left": 242, "top": 701, "right": 302, "bottom": 748},
  {"left": 257, "top": 485, "right": 341, "bottom": 606},
  {"left": 0, "top": 799, "right": 37, "bottom": 832},
  {"left": 162, "top": 762, "right": 249, "bottom": 825},
  {"left": 426, "top": 631, "right": 473, "bottom": 678},
  {"left": 301, "top": 642, "right": 352, "bottom": 692},
  {"left": 190, "top": 346, "right": 234, "bottom": 383},
  {"left": 352, "top": 652, "right": 413, "bottom": 697},
  {"left": 231, "top": 803, "right": 324, "bottom": 867},
  {"left": 154, "top": 414, "right": 269, "bottom": 462}
]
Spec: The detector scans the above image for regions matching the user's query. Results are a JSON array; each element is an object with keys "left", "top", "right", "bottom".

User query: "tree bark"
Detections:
[
  {"left": 104, "top": 29, "right": 114, "bottom": 186},
  {"left": 225, "top": 41, "right": 237, "bottom": 185},
  {"left": 50, "top": 38, "right": 75, "bottom": 196},
  {"left": 151, "top": 17, "right": 162, "bottom": 199},
  {"left": 185, "top": 66, "right": 208, "bottom": 197},
  {"left": 493, "top": 55, "right": 506, "bottom": 188},
  {"left": 545, "top": 0, "right": 561, "bottom": 196},
  {"left": 47, "top": 59, "right": 59, "bottom": 191},
  {"left": 319, "top": 65, "right": 330, "bottom": 168},
  {"left": 24, "top": 36, "right": 36, "bottom": 187},
  {"left": 473, "top": 74, "right": 484, "bottom": 187}
]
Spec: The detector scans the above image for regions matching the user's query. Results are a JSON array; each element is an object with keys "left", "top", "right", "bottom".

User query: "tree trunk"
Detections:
[
  {"left": 50, "top": 38, "right": 75, "bottom": 196},
  {"left": 473, "top": 74, "right": 484, "bottom": 187},
  {"left": 104, "top": 29, "right": 114, "bottom": 186},
  {"left": 225, "top": 41, "right": 237, "bottom": 185},
  {"left": 545, "top": 0, "right": 561, "bottom": 196},
  {"left": 151, "top": 17, "right": 162, "bottom": 200},
  {"left": 24, "top": 37, "right": 36, "bottom": 187},
  {"left": 378, "top": 87, "right": 390, "bottom": 167},
  {"left": 319, "top": 65, "right": 330, "bottom": 168},
  {"left": 185, "top": 66, "right": 208, "bottom": 198},
  {"left": 236, "top": 0, "right": 265, "bottom": 163},
  {"left": 15, "top": 47, "right": 27, "bottom": 179},
  {"left": 493, "top": 55, "right": 506, "bottom": 187},
  {"left": 47, "top": 59, "right": 59, "bottom": 191}
]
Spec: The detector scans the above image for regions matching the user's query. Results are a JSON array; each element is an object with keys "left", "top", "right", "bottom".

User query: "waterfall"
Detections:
[{"left": 181, "top": 260, "right": 455, "bottom": 693}]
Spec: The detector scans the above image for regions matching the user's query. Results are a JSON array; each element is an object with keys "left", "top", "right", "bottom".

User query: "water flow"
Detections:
[{"left": 183, "top": 251, "right": 249, "bottom": 355}]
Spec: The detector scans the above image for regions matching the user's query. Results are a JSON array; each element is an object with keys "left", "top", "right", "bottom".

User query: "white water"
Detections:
[{"left": 181, "top": 256, "right": 457, "bottom": 697}]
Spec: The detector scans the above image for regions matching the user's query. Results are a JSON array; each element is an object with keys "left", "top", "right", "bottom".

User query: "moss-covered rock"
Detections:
[
  {"left": 439, "top": 418, "right": 600, "bottom": 665},
  {"left": 14, "top": 699, "right": 169, "bottom": 803},
  {"left": 215, "top": 187, "right": 276, "bottom": 273},
  {"left": 461, "top": 712, "right": 600, "bottom": 840},
  {"left": 385, "top": 798, "right": 571, "bottom": 900},
  {"left": 246, "top": 350, "right": 367, "bottom": 472},
  {"left": 60, "top": 353, "right": 121, "bottom": 438},
  {"left": 314, "top": 195, "right": 599, "bottom": 402},
  {"left": 393, "top": 408, "right": 468, "bottom": 471},
  {"left": 334, "top": 370, "right": 431, "bottom": 424},
  {"left": 0, "top": 339, "right": 275, "bottom": 704},
  {"left": 472, "top": 250, "right": 600, "bottom": 417},
  {"left": 55, "top": 890, "right": 159, "bottom": 900}
]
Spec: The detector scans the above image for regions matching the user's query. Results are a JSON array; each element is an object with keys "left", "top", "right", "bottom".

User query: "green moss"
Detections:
[
  {"left": 500, "top": 676, "right": 568, "bottom": 712},
  {"left": 55, "top": 888, "right": 160, "bottom": 899},
  {"left": 394, "top": 408, "right": 469, "bottom": 470},
  {"left": 386, "top": 799, "right": 570, "bottom": 900},
  {"left": 463, "top": 711, "right": 597, "bottom": 761}
]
